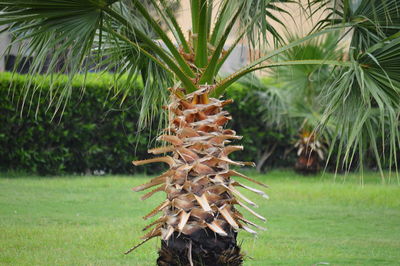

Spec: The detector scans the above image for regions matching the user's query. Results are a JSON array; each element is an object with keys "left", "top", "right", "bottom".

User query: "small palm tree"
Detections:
[
  {"left": 1, "top": 0, "right": 399, "bottom": 264},
  {"left": 266, "top": 33, "right": 342, "bottom": 174},
  {"left": 294, "top": 129, "right": 326, "bottom": 173}
]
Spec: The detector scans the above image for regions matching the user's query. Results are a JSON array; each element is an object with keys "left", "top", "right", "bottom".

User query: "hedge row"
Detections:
[{"left": 0, "top": 72, "right": 295, "bottom": 175}]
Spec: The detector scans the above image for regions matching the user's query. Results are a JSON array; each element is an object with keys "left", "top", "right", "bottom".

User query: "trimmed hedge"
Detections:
[{"left": 0, "top": 72, "right": 294, "bottom": 175}]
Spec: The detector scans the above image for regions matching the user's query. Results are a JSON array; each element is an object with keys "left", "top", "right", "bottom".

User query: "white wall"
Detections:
[{"left": 0, "top": 26, "right": 10, "bottom": 72}]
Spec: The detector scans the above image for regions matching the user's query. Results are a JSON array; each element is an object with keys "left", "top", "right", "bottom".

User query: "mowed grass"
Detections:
[{"left": 1, "top": 170, "right": 400, "bottom": 265}]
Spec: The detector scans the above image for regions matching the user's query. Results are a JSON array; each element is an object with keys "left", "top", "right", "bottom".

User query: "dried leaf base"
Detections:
[{"left": 129, "top": 87, "right": 267, "bottom": 265}]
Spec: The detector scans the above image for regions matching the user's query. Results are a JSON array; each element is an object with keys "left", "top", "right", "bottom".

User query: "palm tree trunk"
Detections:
[
  {"left": 156, "top": 87, "right": 243, "bottom": 265},
  {"left": 157, "top": 228, "right": 242, "bottom": 265},
  {"left": 131, "top": 86, "right": 267, "bottom": 265},
  {"left": 295, "top": 151, "right": 320, "bottom": 174},
  {"left": 294, "top": 131, "right": 323, "bottom": 175}
]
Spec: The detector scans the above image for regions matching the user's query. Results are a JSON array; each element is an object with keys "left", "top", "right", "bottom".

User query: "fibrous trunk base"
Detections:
[{"left": 157, "top": 228, "right": 243, "bottom": 266}]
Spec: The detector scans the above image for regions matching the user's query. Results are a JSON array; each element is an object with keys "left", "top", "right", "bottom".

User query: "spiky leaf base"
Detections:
[{"left": 129, "top": 87, "right": 268, "bottom": 265}]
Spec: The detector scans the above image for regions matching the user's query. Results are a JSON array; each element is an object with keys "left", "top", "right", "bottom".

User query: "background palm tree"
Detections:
[
  {"left": 1, "top": 0, "right": 399, "bottom": 265},
  {"left": 251, "top": 33, "right": 342, "bottom": 174}
]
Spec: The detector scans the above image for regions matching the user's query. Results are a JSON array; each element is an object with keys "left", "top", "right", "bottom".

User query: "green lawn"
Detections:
[{"left": 0, "top": 170, "right": 399, "bottom": 265}]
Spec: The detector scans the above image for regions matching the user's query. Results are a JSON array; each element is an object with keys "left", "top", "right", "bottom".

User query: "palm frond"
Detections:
[
  {"left": 96, "top": 1, "right": 174, "bottom": 129},
  {"left": 320, "top": 36, "right": 400, "bottom": 174},
  {"left": 309, "top": 0, "right": 400, "bottom": 51},
  {"left": 0, "top": 0, "right": 112, "bottom": 115},
  {"left": 0, "top": 0, "right": 179, "bottom": 127},
  {"left": 0, "top": 1, "right": 111, "bottom": 75},
  {"left": 238, "top": 0, "right": 297, "bottom": 48},
  {"left": 211, "top": 24, "right": 353, "bottom": 96}
]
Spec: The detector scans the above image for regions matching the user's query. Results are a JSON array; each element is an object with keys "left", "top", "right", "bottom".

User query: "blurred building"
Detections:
[
  {"left": 0, "top": 28, "right": 33, "bottom": 73},
  {"left": 0, "top": 28, "right": 9, "bottom": 72}
]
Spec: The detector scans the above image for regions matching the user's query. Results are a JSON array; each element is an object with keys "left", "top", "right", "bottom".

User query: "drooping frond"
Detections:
[
  {"left": 0, "top": 0, "right": 110, "bottom": 114},
  {"left": 299, "top": 0, "right": 400, "bottom": 174},
  {"left": 320, "top": 36, "right": 400, "bottom": 175},
  {"left": 0, "top": 0, "right": 193, "bottom": 126},
  {"left": 94, "top": 1, "right": 173, "bottom": 129}
]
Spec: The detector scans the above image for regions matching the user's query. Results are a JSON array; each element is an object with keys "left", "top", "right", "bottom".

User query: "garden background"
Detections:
[
  {"left": 1, "top": 0, "right": 400, "bottom": 264},
  {"left": 1, "top": 71, "right": 399, "bottom": 265}
]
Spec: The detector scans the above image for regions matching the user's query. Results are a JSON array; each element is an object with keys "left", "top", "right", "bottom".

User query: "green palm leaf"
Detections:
[
  {"left": 320, "top": 36, "right": 400, "bottom": 174},
  {"left": 310, "top": 0, "right": 400, "bottom": 50}
]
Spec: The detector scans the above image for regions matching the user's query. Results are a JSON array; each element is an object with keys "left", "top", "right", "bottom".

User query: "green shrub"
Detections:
[
  {"left": 0, "top": 72, "right": 294, "bottom": 175},
  {"left": 225, "top": 82, "right": 296, "bottom": 170}
]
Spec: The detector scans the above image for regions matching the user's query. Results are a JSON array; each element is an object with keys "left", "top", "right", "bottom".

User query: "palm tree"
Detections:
[
  {"left": 264, "top": 33, "right": 342, "bottom": 174},
  {"left": 1, "top": 0, "right": 399, "bottom": 264}
]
